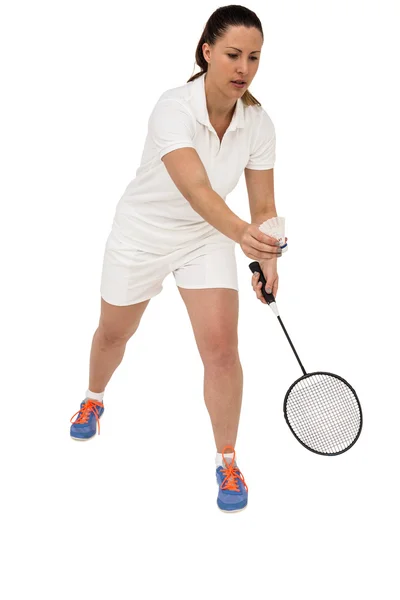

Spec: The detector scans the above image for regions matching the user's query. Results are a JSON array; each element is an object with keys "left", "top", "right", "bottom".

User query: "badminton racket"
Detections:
[{"left": 249, "top": 261, "right": 363, "bottom": 456}]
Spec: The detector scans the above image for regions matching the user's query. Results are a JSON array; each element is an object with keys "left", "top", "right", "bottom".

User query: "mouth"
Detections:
[{"left": 231, "top": 80, "right": 247, "bottom": 88}]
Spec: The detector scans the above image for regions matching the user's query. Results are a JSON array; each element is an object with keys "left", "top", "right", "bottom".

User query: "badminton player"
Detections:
[{"left": 70, "top": 5, "right": 286, "bottom": 513}]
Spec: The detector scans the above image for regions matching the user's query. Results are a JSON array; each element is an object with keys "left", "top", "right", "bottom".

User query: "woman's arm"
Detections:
[
  {"left": 162, "top": 146, "right": 248, "bottom": 242},
  {"left": 244, "top": 167, "right": 277, "bottom": 225},
  {"left": 162, "top": 147, "right": 280, "bottom": 258}
]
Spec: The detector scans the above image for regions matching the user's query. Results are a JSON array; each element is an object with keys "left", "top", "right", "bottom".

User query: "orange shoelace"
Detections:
[
  {"left": 70, "top": 399, "right": 103, "bottom": 435},
  {"left": 219, "top": 445, "right": 248, "bottom": 492}
]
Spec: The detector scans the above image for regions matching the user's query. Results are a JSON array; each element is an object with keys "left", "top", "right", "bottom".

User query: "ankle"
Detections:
[
  {"left": 215, "top": 451, "right": 235, "bottom": 468},
  {"left": 86, "top": 388, "right": 105, "bottom": 402}
]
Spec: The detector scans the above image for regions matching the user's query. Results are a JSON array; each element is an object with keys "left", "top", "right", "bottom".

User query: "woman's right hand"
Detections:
[{"left": 239, "top": 223, "right": 282, "bottom": 261}]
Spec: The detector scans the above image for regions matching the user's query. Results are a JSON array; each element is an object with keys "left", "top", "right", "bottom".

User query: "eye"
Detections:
[{"left": 228, "top": 53, "right": 258, "bottom": 61}]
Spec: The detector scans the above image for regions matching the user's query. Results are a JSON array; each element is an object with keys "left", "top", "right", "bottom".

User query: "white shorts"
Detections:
[{"left": 100, "top": 227, "right": 239, "bottom": 306}]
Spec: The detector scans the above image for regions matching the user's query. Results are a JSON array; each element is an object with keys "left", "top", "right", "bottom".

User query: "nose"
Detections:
[{"left": 237, "top": 60, "right": 250, "bottom": 76}]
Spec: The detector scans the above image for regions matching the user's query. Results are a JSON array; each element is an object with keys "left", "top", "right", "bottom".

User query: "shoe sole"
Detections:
[
  {"left": 217, "top": 504, "right": 248, "bottom": 513},
  {"left": 70, "top": 412, "right": 104, "bottom": 441}
]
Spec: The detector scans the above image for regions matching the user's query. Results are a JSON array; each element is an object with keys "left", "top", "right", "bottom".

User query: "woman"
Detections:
[{"left": 70, "top": 5, "right": 286, "bottom": 513}]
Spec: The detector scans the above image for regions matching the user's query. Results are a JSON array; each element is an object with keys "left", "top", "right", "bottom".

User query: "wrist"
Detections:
[
  {"left": 233, "top": 219, "right": 249, "bottom": 244},
  {"left": 259, "top": 256, "right": 278, "bottom": 265}
]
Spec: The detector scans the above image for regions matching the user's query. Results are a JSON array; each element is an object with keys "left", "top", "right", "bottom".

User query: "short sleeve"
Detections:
[
  {"left": 148, "top": 98, "right": 196, "bottom": 161},
  {"left": 245, "top": 108, "right": 276, "bottom": 170}
]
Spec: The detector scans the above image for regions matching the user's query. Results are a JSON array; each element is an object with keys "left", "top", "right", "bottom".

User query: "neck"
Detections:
[{"left": 204, "top": 72, "right": 237, "bottom": 122}]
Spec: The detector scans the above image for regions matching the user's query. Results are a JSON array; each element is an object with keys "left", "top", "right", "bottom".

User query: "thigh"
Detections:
[
  {"left": 177, "top": 287, "right": 239, "bottom": 363},
  {"left": 98, "top": 296, "right": 151, "bottom": 341}
]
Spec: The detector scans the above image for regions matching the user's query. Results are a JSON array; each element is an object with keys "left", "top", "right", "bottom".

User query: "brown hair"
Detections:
[{"left": 187, "top": 5, "right": 263, "bottom": 107}]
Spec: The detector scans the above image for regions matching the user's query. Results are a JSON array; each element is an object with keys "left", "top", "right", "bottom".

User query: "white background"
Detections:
[{"left": 1, "top": 0, "right": 399, "bottom": 598}]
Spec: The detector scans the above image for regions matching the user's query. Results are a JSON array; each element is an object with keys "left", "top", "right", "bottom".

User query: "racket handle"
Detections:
[{"left": 248, "top": 262, "right": 279, "bottom": 316}]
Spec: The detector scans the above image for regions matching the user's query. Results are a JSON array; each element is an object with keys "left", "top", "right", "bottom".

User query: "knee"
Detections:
[
  {"left": 97, "top": 325, "right": 135, "bottom": 346},
  {"left": 201, "top": 337, "right": 239, "bottom": 369}
]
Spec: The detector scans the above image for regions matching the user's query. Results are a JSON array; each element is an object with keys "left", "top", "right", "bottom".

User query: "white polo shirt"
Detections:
[{"left": 112, "top": 72, "right": 276, "bottom": 253}]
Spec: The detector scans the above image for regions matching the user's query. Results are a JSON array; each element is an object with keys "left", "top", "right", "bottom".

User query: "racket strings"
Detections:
[
  {"left": 289, "top": 385, "right": 359, "bottom": 451},
  {"left": 285, "top": 374, "right": 361, "bottom": 454}
]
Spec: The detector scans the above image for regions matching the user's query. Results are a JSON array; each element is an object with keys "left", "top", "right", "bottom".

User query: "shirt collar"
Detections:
[{"left": 191, "top": 72, "right": 245, "bottom": 132}]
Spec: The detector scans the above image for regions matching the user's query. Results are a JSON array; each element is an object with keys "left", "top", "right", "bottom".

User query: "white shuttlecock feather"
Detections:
[{"left": 259, "top": 217, "right": 287, "bottom": 253}]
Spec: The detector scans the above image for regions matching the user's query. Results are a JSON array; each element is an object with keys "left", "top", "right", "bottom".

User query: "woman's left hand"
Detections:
[{"left": 251, "top": 257, "right": 279, "bottom": 303}]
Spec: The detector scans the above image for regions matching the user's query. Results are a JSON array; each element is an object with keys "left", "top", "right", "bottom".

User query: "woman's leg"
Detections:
[
  {"left": 88, "top": 296, "right": 151, "bottom": 395},
  {"left": 177, "top": 287, "right": 242, "bottom": 453}
]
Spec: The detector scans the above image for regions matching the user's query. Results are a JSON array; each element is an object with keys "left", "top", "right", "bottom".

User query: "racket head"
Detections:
[{"left": 283, "top": 371, "right": 363, "bottom": 456}]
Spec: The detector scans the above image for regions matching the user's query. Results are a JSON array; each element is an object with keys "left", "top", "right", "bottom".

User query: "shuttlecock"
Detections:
[{"left": 259, "top": 216, "right": 287, "bottom": 253}]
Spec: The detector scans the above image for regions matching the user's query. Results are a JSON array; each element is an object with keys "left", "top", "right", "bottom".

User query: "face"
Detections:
[{"left": 202, "top": 25, "right": 263, "bottom": 95}]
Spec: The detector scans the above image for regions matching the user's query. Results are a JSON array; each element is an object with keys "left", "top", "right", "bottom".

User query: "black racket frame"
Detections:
[
  {"left": 249, "top": 261, "right": 363, "bottom": 456},
  {"left": 284, "top": 370, "right": 363, "bottom": 456}
]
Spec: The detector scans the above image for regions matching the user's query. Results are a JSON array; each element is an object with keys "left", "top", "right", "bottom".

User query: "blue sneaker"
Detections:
[
  {"left": 70, "top": 399, "right": 104, "bottom": 440},
  {"left": 216, "top": 445, "right": 248, "bottom": 512}
]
